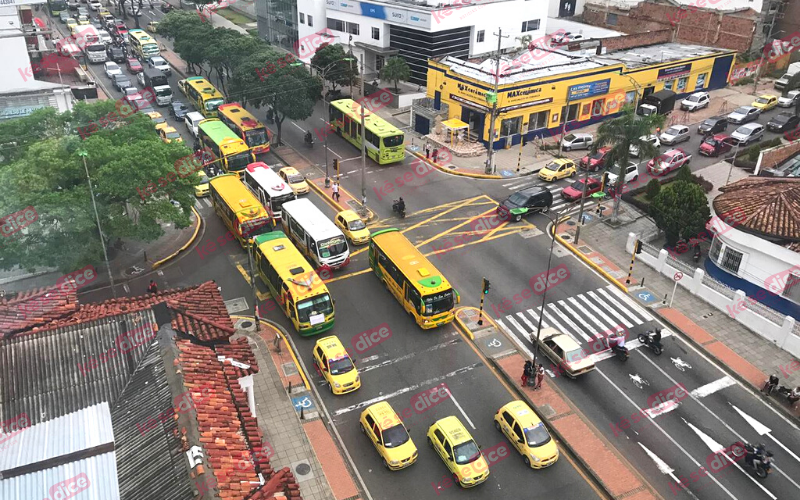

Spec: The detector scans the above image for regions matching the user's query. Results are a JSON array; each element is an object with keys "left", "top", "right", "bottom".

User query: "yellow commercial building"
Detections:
[{"left": 426, "top": 42, "right": 737, "bottom": 149}]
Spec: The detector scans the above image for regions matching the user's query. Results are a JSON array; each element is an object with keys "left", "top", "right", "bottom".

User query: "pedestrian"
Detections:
[
  {"left": 432, "top": 148, "right": 439, "bottom": 163},
  {"left": 425, "top": 142, "right": 431, "bottom": 159},
  {"left": 332, "top": 181, "right": 340, "bottom": 202},
  {"left": 147, "top": 280, "right": 158, "bottom": 294},
  {"left": 534, "top": 364, "right": 545, "bottom": 390},
  {"left": 655, "top": 126, "right": 661, "bottom": 136},
  {"left": 522, "top": 360, "right": 532, "bottom": 387}
]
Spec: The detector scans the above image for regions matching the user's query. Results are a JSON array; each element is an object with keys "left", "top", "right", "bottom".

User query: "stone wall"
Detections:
[{"left": 756, "top": 140, "right": 800, "bottom": 175}]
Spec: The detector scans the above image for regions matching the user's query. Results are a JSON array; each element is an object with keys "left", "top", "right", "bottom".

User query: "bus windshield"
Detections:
[
  {"left": 245, "top": 128, "right": 269, "bottom": 148},
  {"left": 271, "top": 193, "right": 295, "bottom": 213},
  {"left": 87, "top": 45, "right": 105, "bottom": 53},
  {"left": 318, "top": 236, "right": 347, "bottom": 258},
  {"left": 297, "top": 293, "right": 333, "bottom": 323},
  {"left": 227, "top": 151, "right": 251, "bottom": 171},
  {"left": 383, "top": 135, "right": 403, "bottom": 147},
  {"left": 422, "top": 290, "right": 454, "bottom": 315},
  {"left": 206, "top": 98, "right": 224, "bottom": 112},
  {"left": 241, "top": 218, "right": 271, "bottom": 239}
]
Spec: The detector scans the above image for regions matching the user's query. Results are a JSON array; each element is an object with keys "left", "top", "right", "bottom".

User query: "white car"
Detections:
[
  {"left": 185, "top": 111, "right": 205, "bottom": 138},
  {"left": 659, "top": 125, "right": 690, "bottom": 146},
  {"left": 146, "top": 56, "right": 172, "bottom": 76},
  {"left": 561, "top": 133, "right": 593, "bottom": 151},
  {"left": 629, "top": 134, "right": 660, "bottom": 157},
  {"left": 727, "top": 106, "right": 760, "bottom": 124},
  {"left": 681, "top": 92, "right": 710, "bottom": 111},
  {"left": 103, "top": 61, "right": 122, "bottom": 78},
  {"left": 778, "top": 90, "right": 800, "bottom": 108},
  {"left": 89, "top": 0, "right": 101, "bottom": 10},
  {"left": 731, "top": 123, "right": 765, "bottom": 145},
  {"left": 97, "top": 29, "right": 112, "bottom": 45},
  {"left": 606, "top": 161, "right": 639, "bottom": 185}
]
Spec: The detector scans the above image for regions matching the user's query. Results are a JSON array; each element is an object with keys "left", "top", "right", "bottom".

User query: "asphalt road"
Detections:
[{"left": 58, "top": 7, "right": 800, "bottom": 500}]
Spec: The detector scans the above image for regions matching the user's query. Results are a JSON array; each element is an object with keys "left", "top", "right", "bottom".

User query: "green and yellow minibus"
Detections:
[
  {"left": 209, "top": 173, "right": 272, "bottom": 247},
  {"left": 253, "top": 231, "right": 335, "bottom": 335},
  {"left": 369, "top": 228, "right": 460, "bottom": 329},
  {"left": 328, "top": 99, "right": 405, "bottom": 164}
]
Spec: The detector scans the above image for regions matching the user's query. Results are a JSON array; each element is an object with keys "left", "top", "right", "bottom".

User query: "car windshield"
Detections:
[
  {"left": 687, "top": 95, "right": 701, "bottom": 102},
  {"left": 382, "top": 424, "right": 410, "bottom": 448},
  {"left": 524, "top": 423, "right": 552, "bottom": 447},
  {"left": 287, "top": 173, "right": 304, "bottom": 183},
  {"left": 328, "top": 355, "right": 354, "bottom": 375},
  {"left": 703, "top": 136, "right": 718, "bottom": 146},
  {"left": 702, "top": 119, "right": 718, "bottom": 127},
  {"left": 245, "top": 128, "right": 269, "bottom": 147},
  {"left": 665, "top": 127, "right": 681, "bottom": 135},
  {"left": 569, "top": 180, "right": 586, "bottom": 190},
  {"left": 545, "top": 161, "right": 560, "bottom": 171},
  {"left": 422, "top": 290, "right": 454, "bottom": 316},
  {"left": 453, "top": 441, "right": 481, "bottom": 465},
  {"left": 166, "top": 131, "right": 180, "bottom": 139},
  {"left": 565, "top": 348, "right": 585, "bottom": 363},
  {"left": 348, "top": 219, "right": 366, "bottom": 231},
  {"left": 733, "top": 107, "right": 750, "bottom": 114},
  {"left": 296, "top": 293, "right": 333, "bottom": 323},
  {"left": 155, "top": 88, "right": 171, "bottom": 97},
  {"left": 152, "top": 57, "right": 165, "bottom": 65},
  {"left": 772, "top": 115, "right": 789, "bottom": 123},
  {"left": 383, "top": 134, "right": 404, "bottom": 147},
  {"left": 318, "top": 236, "right": 347, "bottom": 258},
  {"left": 107, "top": 63, "right": 119, "bottom": 70},
  {"left": 198, "top": 175, "right": 209, "bottom": 183},
  {"left": 124, "top": 87, "right": 137, "bottom": 95},
  {"left": 756, "top": 97, "right": 770, "bottom": 104},
  {"left": 564, "top": 134, "right": 577, "bottom": 142},
  {"left": 506, "top": 192, "right": 527, "bottom": 206},
  {"left": 590, "top": 150, "right": 605, "bottom": 160}
]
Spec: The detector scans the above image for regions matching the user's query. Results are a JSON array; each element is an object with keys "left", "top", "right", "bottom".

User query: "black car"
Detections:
[
  {"left": 170, "top": 101, "right": 189, "bottom": 119},
  {"left": 496, "top": 186, "right": 553, "bottom": 222},
  {"left": 112, "top": 74, "right": 132, "bottom": 91},
  {"left": 766, "top": 112, "right": 800, "bottom": 133},
  {"left": 107, "top": 46, "right": 126, "bottom": 63},
  {"left": 698, "top": 116, "right": 728, "bottom": 135}
]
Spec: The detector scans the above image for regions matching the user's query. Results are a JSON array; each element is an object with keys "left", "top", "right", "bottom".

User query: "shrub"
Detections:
[
  {"left": 646, "top": 178, "right": 661, "bottom": 200},
  {"left": 747, "top": 145, "right": 761, "bottom": 161},
  {"left": 676, "top": 164, "right": 693, "bottom": 183},
  {"left": 733, "top": 76, "right": 754, "bottom": 86}
]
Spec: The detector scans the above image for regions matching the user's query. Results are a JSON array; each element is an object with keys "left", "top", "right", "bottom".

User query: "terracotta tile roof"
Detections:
[
  {"left": 0, "top": 284, "right": 79, "bottom": 336},
  {"left": 714, "top": 177, "right": 800, "bottom": 244},
  {"left": 216, "top": 337, "right": 260, "bottom": 378}
]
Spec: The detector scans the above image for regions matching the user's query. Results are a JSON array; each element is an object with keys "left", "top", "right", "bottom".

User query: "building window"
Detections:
[
  {"left": 347, "top": 22, "right": 360, "bottom": 36},
  {"left": 676, "top": 76, "right": 688, "bottom": 92},
  {"left": 521, "top": 20, "right": 540, "bottom": 33},
  {"left": 328, "top": 19, "right": 345, "bottom": 32},
  {"left": 607, "top": 13, "right": 618, "bottom": 25},
  {"left": 709, "top": 237, "right": 723, "bottom": 262},
  {"left": 376, "top": 55, "right": 385, "bottom": 71},
  {"left": 500, "top": 116, "right": 521, "bottom": 136},
  {"left": 308, "top": 15, "right": 313, "bottom": 27},
  {"left": 720, "top": 247, "right": 743, "bottom": 275},
  {"left": 299, "top": 13, "right": 305, "bottom": 24},
  {"left": 372, "top": 27, "right": 379, "bottom": 40},
  {"left": 528, "top": 110, "right": 549, "bottom": 130},
  {"left": 477, "top": 30, "right": 485, "bottom": 43},
  {"left": 663, "top": 80, "right": 674, "bottom": 91},
  {"left": 696, "top": 73, "right": 707, "bottom": 89},
  {"left": 591, "top": 98, "right": 606, "bottom": 117},
  {"left": 560, "top": 103, "right": 579, "bottom": 123}
]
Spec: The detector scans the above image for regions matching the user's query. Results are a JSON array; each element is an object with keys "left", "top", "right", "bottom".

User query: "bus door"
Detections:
[
  {"left": 309, "top": 238, "right": 320, "bottom": 268},
  {"left": 404, "top": 280, "right": 420, "bottom": 315}
]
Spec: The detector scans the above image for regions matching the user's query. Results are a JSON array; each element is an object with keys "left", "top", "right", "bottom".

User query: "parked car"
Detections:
[
  {"left": 560, "top": 133, "right": 593, "bottom": 152},
  {"left": 698, "top": 134, "right": 735, "bottom": 157},
  {"left": 647, "top": 148, "right": 691, "bottom": 176},
  {"left": 731, "top": 123, "right": 765, "bottom": 145},
  {"left": 104, "top": 61, "right": 122, "bottom": 78},
  {"left": 146, "top": 56, "right": 172, "bottom": 76},
  {"left": 580, "top": 147, "right": 611, "bottom": 171},
  {"left": 659, "top": 125, "right": 690, "bottom": 145},
  {"left": 751, "top": 94, "right": 779, "bottom": 112},
  {"left": 112, "top": 73, "right": 132, "bottom": 91},
  {"left": 629, "top": 135, "right": 660, "bottom": 158},
  {"left": 126, "top": 57, "right": 143, "bottom": 73},
  {"left": 767, "top": 112, "right": 800, "bottom": 133},
  {"left": 680, "top": 92, "right": 710, "bottom": 111},
  {"left": 698, "top": 116, "right": 728, "bottom": 135},
  {"left": 170, "top": 101, "right": 190, "bottom": 119},
  {"left": 778, "top": 90, "right": 800, "bottom": 108},
  {"left": 606, "top": 161, "right": 639, "bottom": 186},
  {"left": 727, "top": 106, "right": 760, "bottom": 124},
  {"left": 538, "top": 159, "right": 577, "bottom": 182},
  {"left": 185, "top": 111, "right": 205, "bottom": 137},
  {"left": 107, "top": 45, "right": 126, "bottom": 63},
  {"left": 497, "top": 186, "right": 553, "bottom": 221},
  {"left": 561, "top": 177, "right": 602, "bottom": 202},
  {"left": 534, "top": 328, "right": 595, "bottom": 378}
]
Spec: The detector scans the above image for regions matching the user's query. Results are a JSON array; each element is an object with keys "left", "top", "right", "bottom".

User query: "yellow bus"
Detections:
[
  {"left": 179, "top": 76, "right": 225, "bottom": 118},
  {"left": 128, "top": 29, "right": 160, "bottom": 59},
  {"left": 198, "top": 119, "right": 255, "bottom": 176},
  {"left": 208, "top": 173, "right": 272, "bottom": 247},
  {"left": 217, "top": 103, "right": 271, "bottom": 160},
  {"left": 368, "top": 228, "right": 460, "bottom": 329},
  {"left": 253, "top": 231, "right": 335, "bottom": 335},
  {"left": 329, "top": 99, "right": 405, "bottom": 164}
]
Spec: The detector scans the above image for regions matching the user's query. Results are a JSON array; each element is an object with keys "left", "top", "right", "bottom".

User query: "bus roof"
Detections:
[
  {"left": 281, "top": 198, "right": 344, "bottom": 242},
  {"left": 254, "top": 231, "right": 330, "bottom": 300},
  {"left": 128, "top": 29, "right": 155, "bottom": 43},
  {"left": 199, "top": 119, "right": 245, "bottom": 146},
  {"left": 245, "top": 163, "right": 294, "bottom": 198},
  {"left": 184, "top": 77, "right": 224, "bottom": 99},
  {"left": 208, "top": 173, "right": 268, "bottom": 220},
  {"left": 330, "top": 99, "right": 403, "bottom": 138},
  {"left": 370, "top": 228, "right": 453, "bottom": 296},
  {"left": 218, "top": 103, "right": 265, "bottom": 131}
]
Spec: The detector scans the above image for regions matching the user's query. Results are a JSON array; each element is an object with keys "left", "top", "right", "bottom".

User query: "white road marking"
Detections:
[
  {"left": 567, "top": 297, "right": 607, "bottom": 332},
  {"left": 443, "top": 386, "right": 476, "bottom": 430},
  {"left": 496, "top": 319, "right": 535, "bottom": 358},
  {"left": 596, "top": 288, "right": 643, "bottom": 325},
  {"left": 586, "top": 291, "right": 634, "bottom": 329},
  {"left": 549, "top": 302, "right": 593, "bottom": 342},
  {"left": 644, "top": 400, "right": 681, "bottom": 419},
  {"left": 340, "top": 156, "right": 362, "bottom": 162},
  {"left": 358, "top": 338, "right": 460, "bottom": 373},
  {"left": 576, "top": 293, "right": 617, "bottom": 331},
  {"left": 731, "top": 404, "right": 800, "bottom": 465},
  {"left": 605, "top": 285, "right": 653, "bottom": 322},
  {"left": 690, "top": 376, "right": 736, "bottom": 398},
  {"left": 638, "top": 442, "right": 702, "bottom": 500}
]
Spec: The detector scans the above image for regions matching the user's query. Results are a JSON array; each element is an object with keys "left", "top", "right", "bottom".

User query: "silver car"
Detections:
[
  {"left": 731, "top": 123, "right": 764, "bottom": 145},
  {"left": 727, "top": 106, "right": 760, "bottom": 124},
  {"left": 659, "top": 125, "right": 690, "bottom": 146},
  {"left": 778, "top": 90, "right": 800, "bottom": 108},
  {"left": 561, "top": 133, "right": 593, "bottom": 152}
]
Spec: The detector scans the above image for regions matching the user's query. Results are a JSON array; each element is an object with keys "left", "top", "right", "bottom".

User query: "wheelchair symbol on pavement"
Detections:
[
  {"left": 636, "top": 290, "right": 657, "bottom": 304},
  {"left": 487, "top": 338, "right": 502, "bottom": 348}
]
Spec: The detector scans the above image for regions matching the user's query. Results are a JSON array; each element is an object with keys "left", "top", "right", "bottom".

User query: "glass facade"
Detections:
[
  {"left": 256, "top": 0, "right": 299, "bottom": 51},
  {"left": 389, "top": 25, "right": 470, "bottom": 85}
]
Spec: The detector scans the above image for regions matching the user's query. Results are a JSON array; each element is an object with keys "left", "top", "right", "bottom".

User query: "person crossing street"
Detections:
[{"left": 332, "top": 181, "right": 340, "bottom": 202}]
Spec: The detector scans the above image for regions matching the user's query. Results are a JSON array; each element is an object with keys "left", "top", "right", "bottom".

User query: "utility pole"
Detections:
[
  {"left": 359, "top": 53, "right": 367, "bottom": 217},
  {"left": 558, "top": 91, "right": 573, "bottom": 156},
  {"left": 485, "top": 28, "right": 508, "bottom": 174},
  {"left": 78, "top": 151, "right": 117, "bottom": 298}
]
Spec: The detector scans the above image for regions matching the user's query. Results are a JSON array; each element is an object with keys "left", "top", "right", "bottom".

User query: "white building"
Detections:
[
  {"left": 293, "top": 0, "right": 549, "bottom": 84},
  {"left": 547, "top": 0, "right": 586, "bottom": 18}
]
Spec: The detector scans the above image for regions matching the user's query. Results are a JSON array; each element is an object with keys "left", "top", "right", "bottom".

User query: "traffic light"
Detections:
[
  {"left": 482, "top": 278, "right": 491, "bottom": 294},
  {"left": 333, "top": 158, "right": 340, "bottom": 177},
  {"left": 601, "top": 172, "right": 609, "bottom": 192},
  {"left": 635, "top": 240, "right": 643, "bottom": 254}
]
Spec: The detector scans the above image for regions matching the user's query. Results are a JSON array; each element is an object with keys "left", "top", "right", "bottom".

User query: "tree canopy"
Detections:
[
  {"left": 310, "top": 44, "right": 358, "bottom": 93},
  {"left": 650, "top": 180, "right": 711, "bottom": 246},
  {"left": 380, "top": 57, "right": 411, "bottom": 92}
]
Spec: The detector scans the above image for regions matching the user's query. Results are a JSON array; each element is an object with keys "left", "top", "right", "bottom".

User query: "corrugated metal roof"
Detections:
[
  {"left": 0, "top": 452, "right": 120, "bottom": 500},
  {"left": 0, "top": 402, "right": 113, "bottom": 473}
]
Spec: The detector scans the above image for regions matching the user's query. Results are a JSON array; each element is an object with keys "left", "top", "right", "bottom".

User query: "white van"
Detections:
[
  {"left": 184, "top": 111, "right": 205, "bottom": 138},
  {"left": 281, "top": 198, "right": 350, "bottom": 270},
  {"left": 243, "top": 162, "right": 296, "bottom": 220}
]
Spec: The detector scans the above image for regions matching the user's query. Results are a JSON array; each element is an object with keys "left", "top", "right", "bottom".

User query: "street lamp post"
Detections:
[
  {"left": 531, "top": 208, "right": 565, "bottom": 369},
  {"left": 78, "top": 151, "right": 117, "bottom": 298}
]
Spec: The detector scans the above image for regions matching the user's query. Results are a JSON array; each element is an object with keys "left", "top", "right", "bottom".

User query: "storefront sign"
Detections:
[
  {"left": 657, "top": 63, "right": 692, "bottom": 81},
  {"left": 568, "top": 79, "right": 610, "bottom": 100},
  {"left": 500, "top": 97, "right": 553, "bottom": 113},
  {"left": 0, "top": 0, "right": 47, "bottom": 6},
  {"left": 0, "top": 105, "right": 45, "bottom": 120},
  {"left": 326, "top": 0, "right": 431, "bottom": 29}
]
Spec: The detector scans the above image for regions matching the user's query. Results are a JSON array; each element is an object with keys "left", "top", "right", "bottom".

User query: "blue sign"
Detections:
[
  {"left": 360, "top": 2, "right": 386, "bottom": 19},
  {"left": 291, "top": 394, "right": 316, "bottom": 413},
  {"left": 635, "top": 289, "right": 658, "bottom": 305},
  {"left": 568, "top": 79, "right": 610, "bottom": 100}
]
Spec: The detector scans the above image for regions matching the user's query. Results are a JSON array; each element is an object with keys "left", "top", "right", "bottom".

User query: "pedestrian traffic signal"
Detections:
[
  {"left": 635, "top": 240, "right": 643, "bottom": 254},
  {"left": 601, "top": 172, "right": 609, "bottom": 191},
  {"left": 482, "top": 278, "right": 491, "bottom": 294}
]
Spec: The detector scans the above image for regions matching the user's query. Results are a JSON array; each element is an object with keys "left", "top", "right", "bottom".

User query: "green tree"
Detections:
[
  {"left": 650, "top": 181, "right": 711, "bottom": 246},
  {"left": 310, "top": 44, "right": 358, "bottom": 93},
  {"left": 590, "top": 105, "right": 666, "bottom": 222},
  {"left": 380, "top": 57, "right": 411, "bottom": 93},
  {"left": 156, "top": 11, "right": 211, "bottom": 76},
  {"left": 675, "top": 164, "right": 693, "bottom": 183},
  {"left": 645, "top": 178, "right": 661, "bottom": 200}
]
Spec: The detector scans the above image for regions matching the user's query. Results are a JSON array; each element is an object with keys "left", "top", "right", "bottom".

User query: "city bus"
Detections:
[
  {"left": 281, "top": 198, "right": 350, "bottom": 271},
  {"left": 253, "top": 231, "right": 335, "bottom": 335},
  {"left": 328, "top": 99, "right": 405, "bottom": 164},
  {"left": 48, "top": 0, "right": 68, "bottom": 16},
  {"left": 198, "top": 119, "right": 255, "bottom": 176},
  {"left": 179, "top": 76, "right": 225, "bottom": 118},
  {"left": 243, "top": 162, "right": 296, "bottom": 221},
  {"left": 128, "top": 29, "right": 160, "bottom": 60},
  {"left": 217, "top": 103, "right": 271, "bottom": 161},
  {"left": 369, "top": 228, "right": 460, "bottom": 329},
  {"left": 208, "top": 173, "right": 272, "bottom": 247}
]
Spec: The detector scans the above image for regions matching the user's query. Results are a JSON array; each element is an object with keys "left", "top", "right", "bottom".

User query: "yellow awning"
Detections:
[{"left": 441, "top": 118, "right": 469, "bottom": 130}]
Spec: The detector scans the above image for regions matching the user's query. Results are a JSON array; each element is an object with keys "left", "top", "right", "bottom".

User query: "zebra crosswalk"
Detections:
[
  {"left": 500, "top": 177, "right": 602, "bottom": 217},
  {"left": 195, "top": 197, "right": 213, "bottom": 210},
  {"left": 495, "top": 285, "right": 667, "bottom": 361}
]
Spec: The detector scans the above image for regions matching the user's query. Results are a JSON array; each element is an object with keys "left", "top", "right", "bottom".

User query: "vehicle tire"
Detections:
[
  {"left": 360, "top": 423, "right": 366, "bottom": 434},
  {"left": 653, "top": 345, "right": 663, "bottom": 356},
  {"left": 454, "top": 474, "right": 462, "bottom": 488},
  {"left": 427, "top": 437, "right": 434, "bottom": 448},
  {"left": 632, "top": 175, "right": 638, "bottom": 182},
  {"left": 523, "top": 456, "right": 531, "bottom": 467},
  {"left": 564, "top": 146, "right": 570, "bottom": 152},
  {"left": 328, "top": 382, "right": 334, "bottom": 393},
  {"left": 756, "top": 466, "right": 767, "bottom": 479},
  {"left": 494, "top": 420, "right": 502, "bottom": 432},
  {"left": 570, "top": 170, "right": 576, "bottom": 177},
  {"left": 637, "top": 334, "right": 647, "bottom": 343},
  {"left": 514, "top": 214, "right": 522, "bottom": 222}
]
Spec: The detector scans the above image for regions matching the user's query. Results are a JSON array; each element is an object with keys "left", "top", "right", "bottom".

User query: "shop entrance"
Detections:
[{"left": 461, "top": 107, "right": 485, "bottom": 142}]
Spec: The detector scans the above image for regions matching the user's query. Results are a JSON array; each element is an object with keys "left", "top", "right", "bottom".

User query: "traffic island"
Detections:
[
  {"left": 308, "top": 177, "right": 375, "bottom": 222},
  {"left": 455, "top": 306, "right": 662, "bottom": 500}
]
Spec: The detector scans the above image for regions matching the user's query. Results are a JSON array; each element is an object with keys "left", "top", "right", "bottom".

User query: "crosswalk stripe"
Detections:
[
  {"left": 525, "top": 308, "right": 549, "bottom": 329},
  {"left": 576, "top": 293, "right": 619, "bottom": 331},
  {"left": 548, "top": 302, "right": 593, "bottom": 342},
  {"left": 505, "top": 315, "right": 530, "bottom": 339},
  {"left": 589, "top": 290, "right": 639, "bottom": 326},
  {"left": 566, "top": 297, "right": 607, "bottom": 332},
  {"left": 495, "top": 319, "right": 535, "bottom": 358},
  {"left": 516, "top": 311, "right": 538, "bottom": 334},
  {"left": 542, "top": 310, "right": 582, "bottom": 345},
  {"left": 204, "top": 198, "right": 212, "bottom": 207},
  {"left": 605, "top": 285, "right": 653, "bottom": 322},
  {"left": 195, "top": 201, "right": 202, "bottom": 209}
]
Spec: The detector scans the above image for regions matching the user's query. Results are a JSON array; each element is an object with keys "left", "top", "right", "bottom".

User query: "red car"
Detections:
[
  {"left": 114, "top": 22, "right": 128, "bottom": 36},
  {"left": 698, "top": 134, "right": 735, "bottom": 157},
  {"left": 647, "top": 148, "right": 692, "bottom": 176},
  {"left": 126, "top": 57, "right": 143, "bottom": 73},
  {"left": 561, "top": 177, "right": 603, "bottom": 202},
  {"left": 579, "top": 147, "right": 611, "bottom": 171}
]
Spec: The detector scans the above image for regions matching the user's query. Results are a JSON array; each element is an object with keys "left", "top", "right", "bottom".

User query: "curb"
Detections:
[
  {"left": 307, "top": 178, "right": 376, "bottom": 222},
  {"left": 407, "top": 150, "right": 502, "bottom": 179},
  {"left": 553, "top": 217, "right": 629, "bottom": 293},
  {"left": 152, "top": 206, "right": 203, "bottom": 269}
]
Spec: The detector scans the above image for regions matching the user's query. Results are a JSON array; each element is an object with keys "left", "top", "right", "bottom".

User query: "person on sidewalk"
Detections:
[
  {"left": 425, "top": 143, "right": 431, "bottom": 159},
  {"left": 522, "top": 360, "right": 532, "bottom": 387},
  {"left": 534, "top": 364, "right": 545, "bottom": 390},
  {"left": 332, "top": 181, "right": 340, "bottom": 202},
  {"left": 432, "top": 148, "right": 439, "bottom": 164},
  {"left": 147, "top": 280, "right": 158, "bottom": 294},
  {"left": 788, "top": 386, "right": 800, "bottom": 405},
  {"left": 762, "top": 373, "right": 779, "bottom": 395}
]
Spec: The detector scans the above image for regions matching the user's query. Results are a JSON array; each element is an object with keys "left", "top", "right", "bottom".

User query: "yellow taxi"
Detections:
[
  {"left": 427, "top": 416, "right": 489, "bottom": 488},
  {"left": 77, "top": 15, "right": 90, "bottom": 25},
  {"left": 98, "top": 8, "right": 111, "bottom": 18},
  {"left": 538, "top": 158, "right": 577, "bottom": 182},
  {"left": 752, "top": 94, "right": 778, "bottom": 112},
  {"left": 313, "top": 336, "right": 360, "bottom": 395},
  {"left": 65, "top": 18, "right": 78, "bottom": 31},
  {"left": 159, "top": 126, "right": 183, "bottom": 144},
  {"left": 146, "top": 111, "right": 168, "bottom": 131},
  {"left": 195, "top": 171, "right": 210, "bottom": 197},
  {"left": 334, "top": 210, "right": 370, "bottom": 245},
  {"left": 278, "top": 166, "right": 309, "bottom": 195},
  {"left": 494, "top": 400, "right": 558, "bottom": 468},
  {"left": 359, "top": 402, "right": 418, "bottom": 470},
  {"left": 147, "top": 21, "right": 160, "bottom": 33}
]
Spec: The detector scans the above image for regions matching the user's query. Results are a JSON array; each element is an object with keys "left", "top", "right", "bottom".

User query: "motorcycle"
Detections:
[
  {"left": 392, "top": 199, "right": 406, "bottom": 219},
  {"left": 731, "top": 443, "right": 773, "bottom": 478},
  {"left": 603, "top": 337, "right": 629, "bottom": 361},
  {"left": 637, "top": 330, "right": 663, "bottom": 356},
  {"left": 304, "top": 132, "right": 314, "bottom": 148},
  {"left": 693, "top": 245, "right": 701, "bottom": 263}
]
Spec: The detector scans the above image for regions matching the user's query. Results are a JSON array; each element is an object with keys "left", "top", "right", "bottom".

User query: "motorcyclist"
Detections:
[
  {"left": 762, "top": 374, "right": 779, "bottom": 395},
  {"left": 608, "top": 330, "right": 626, "bottom": 352},
  {"left": 650, "top": 328, "right": 662, "bottom": 347},
  {"left": 396, "top": 197, "right": 405, "bottom": 214},
  {"left": 305, "top": 130, "right": 313, "bottom": 144},
  {"left": 745, "top": 443, "right": 767, "bottom": 469},
  {"left": 789, "top": 386, "right": 800, "bottom": 404}
]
